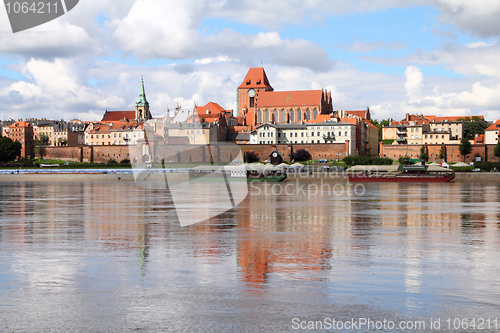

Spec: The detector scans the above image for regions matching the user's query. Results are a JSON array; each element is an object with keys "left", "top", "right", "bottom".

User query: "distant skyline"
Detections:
[{"left": 1, "top": 0, "right": 500, "bottom": 122}]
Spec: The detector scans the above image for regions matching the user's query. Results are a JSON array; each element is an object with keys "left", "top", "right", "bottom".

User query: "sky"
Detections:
[{"left": 1, "top": 0, "right": 500, "bottom": 122}]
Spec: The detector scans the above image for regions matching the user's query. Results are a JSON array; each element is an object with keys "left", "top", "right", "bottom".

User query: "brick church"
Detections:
[{"left": 236, "top": 67, "right": 333, "bottom": 127}]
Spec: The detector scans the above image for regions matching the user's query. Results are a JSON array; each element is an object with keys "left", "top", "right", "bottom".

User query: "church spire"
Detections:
[
  {"left": 135, "top": 76, "right": 151, "bottom": 120},
  {"left": 136, "top": 76, "right": 149, "bottom": 108}
]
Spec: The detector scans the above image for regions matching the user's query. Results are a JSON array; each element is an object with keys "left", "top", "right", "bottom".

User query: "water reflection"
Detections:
[{"left": 1, "top": 179, "right": 500, "bottom": 331}]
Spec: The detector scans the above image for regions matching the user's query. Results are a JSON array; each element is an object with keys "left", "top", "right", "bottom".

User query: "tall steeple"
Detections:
[{"left": 135, "top": 76, "right": 151, "bottom": 120}]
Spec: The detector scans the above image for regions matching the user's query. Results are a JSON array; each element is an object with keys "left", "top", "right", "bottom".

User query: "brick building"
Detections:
[
  {"left": 236, "top": 67, "right": 333, "bottom": 127},
  {"left": 7, "top": 121, "right": 34, "bottom": 159}
]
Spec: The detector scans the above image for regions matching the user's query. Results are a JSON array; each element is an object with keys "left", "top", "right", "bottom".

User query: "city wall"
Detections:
[
  {"left": 38, "top": 143, "right": 498, "bottom": 164},
  {"left": 380, "top": 144, "right": 498, "bottom": 163},
  {"left": 38, "top": 143, "right": 348, "bottom": 163}
]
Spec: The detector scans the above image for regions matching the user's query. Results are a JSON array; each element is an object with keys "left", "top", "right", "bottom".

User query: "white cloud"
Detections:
[
  {"left": 0, "top": 58, "right": 125, "bottom": 120},
  {"left": 343, "top": 41, "right": 407, "bottom": 53},
  {"left": 433, "top": 0, "right": 500, "bottom": 38},
  {"left": 405, "top": 66, "right": 424, "bottom": 103}
]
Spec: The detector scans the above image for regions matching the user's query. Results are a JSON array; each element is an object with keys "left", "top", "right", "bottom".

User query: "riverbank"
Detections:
[{"left": 1, "top": 171, "right": 499, "bottom": 183}]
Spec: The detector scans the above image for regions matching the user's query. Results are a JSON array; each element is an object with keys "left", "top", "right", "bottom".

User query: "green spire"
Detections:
[{"left": 135, "top": 76, "right": 149, "bottom": 107}]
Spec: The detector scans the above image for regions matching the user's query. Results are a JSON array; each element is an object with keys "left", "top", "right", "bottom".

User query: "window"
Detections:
[
  {"left": 258, "top": 110, "right": 262, "bottom": 123},
  {"left": 290, "top": 110, "right": 295, "bottom": 122},
  {"left": 295, "top": 133, "right": 298, "bottom": 137},
  {"left": 312, "top": 132, "right": 314, "bottom": 137},
  {"left": 339, "top": 131, "right": 341, "bottom": 136},
  {"left": 250, "top": 97, "right": 255, "bottom": 107},
  {"left": 318, "top": 132, "right": 320, "bottom": 137},
  {"left": 301, "top": 132, "right": 304, "bottom": 137},
  {"left": 345, "top": 131, "right": 347, "bottom": 136},
  {"left": 297, "top": 110, "right": 302, "bottom": 121}
]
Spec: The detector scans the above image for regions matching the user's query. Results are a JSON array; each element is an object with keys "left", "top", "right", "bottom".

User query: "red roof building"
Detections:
[
  {"left": 7, "top": 121, "right": 34, "bottom": 159},
  {"left": 236, "top": 67, "right": 333, "bottom": 127}
]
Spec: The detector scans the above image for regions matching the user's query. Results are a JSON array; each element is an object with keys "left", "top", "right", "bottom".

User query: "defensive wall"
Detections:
[
  {"left": 37, "top": 143, "right": 348, "bottom": 163},
  {"left": 380, "top": 144, "right": 498, "bottom": 163}
]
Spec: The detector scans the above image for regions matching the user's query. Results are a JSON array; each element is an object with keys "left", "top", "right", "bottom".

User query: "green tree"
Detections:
[
  {"left": 290, "top": 149, "right": 312, "bottom": 162},
  {"left": 34, "top": 135, "right": 48, "bottom": 159},
  {"left": 494, "top": 141, "right": 500, "bottom": 161},
  {"left": 244, "top": 151, "right": 260, "bottom": 163},
  {"left": 438, "top": 145, "right": 447, "bottom": 161},
  {"left": 459, "top": 137, "right": 472, "bottom": 162},
  {"left": 370, "top": 118, "right": 393, "bottom": 141},
  {"left": 419, "top": 145, "right": 429, "bottom": 161},
  {"left": 462, "top": 119, "right": 489, "bottom": 140},
  {"left": 0, "top": 137, "right": 22, "bottom": 162}
]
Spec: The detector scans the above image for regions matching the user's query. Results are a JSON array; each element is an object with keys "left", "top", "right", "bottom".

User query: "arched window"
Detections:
[
  {"left": 313, "top": 109, "right": 319, "bottom": 120},
  {"left": 274, "top": 109, "right": 279, "bottom": 123},
  {"left": 281, "top": 109, "right": 286, "bottom": 123},
  {"left": 258, "top": 110, "right": 263, "bottom": 123},
  {"left": 297, "top": 109, "right": 302, "bottom": 121},
  {"left": 265, "top": 110, "right": 270, "bottom": 123},
  {"left": 290, "top": 109, "right": 295, "bottom": 122},
  {"left": 306, "top": 109, "right": 311, "bottom": 121}
]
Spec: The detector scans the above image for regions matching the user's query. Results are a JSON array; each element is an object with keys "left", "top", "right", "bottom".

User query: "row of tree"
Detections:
[
  {"left": 419, "top": 139, "right": 500, "bottom": 162},
  {"left": 244, "top": 149, "right": 312, "bottom": 163},
  {"left": 244, "top": 140, "right": 500, "bottom": 165},
  {"left": 0, "top": 137, "right": 22, "bottom": 163}
]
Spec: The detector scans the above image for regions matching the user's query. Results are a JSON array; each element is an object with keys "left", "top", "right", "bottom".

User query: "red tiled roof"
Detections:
[
  {"left": 256, "top": 90, "right": 323, "bottom": 108},
  {"left": 306, "top": 114, "right": 337, "bottom": 123},
  {"left": 102, "top": 111, "right": 136, "bottom": 122},
  {"left": 424, "top": 115, "right": 484, "bottom": 122},
  {"left": 238, "top": 67, "right": 273, "bottom": 90},
  {"left": 346, "top": 110, "right": 367, "bottom": 119},
  {"left": 195, "top": 102, "right": 226, "bottom": 115},
  {"left": 89, "top": 121, "right": 143, "bottom": 134},
  {"left": 486, "top": 120, "right": 500, "bottom": 131},
  {"left": 474, "top": 134, "right": 485, "bottom": 144},
  {"left": 9, "top": 121, "right": 31, "bottom": 128},
  {"left": 339, "top": 118, "right": 358, "bottom": 125}
]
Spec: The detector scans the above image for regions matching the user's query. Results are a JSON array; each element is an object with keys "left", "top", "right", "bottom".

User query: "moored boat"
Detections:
[
  {"left": 189, "top": 164, "right": 287, "bottom": 182},
  {"left": 346, "top": 164, "right": 455, "bottom": 183}
]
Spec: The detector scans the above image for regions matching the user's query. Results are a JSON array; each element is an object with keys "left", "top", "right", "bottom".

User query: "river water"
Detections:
[{"left": 0, "top": 177, "right": 499, "bottom": 332}]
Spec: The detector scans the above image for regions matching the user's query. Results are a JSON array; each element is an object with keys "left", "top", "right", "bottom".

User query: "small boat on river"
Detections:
[
  {"left": 189, "top": 164, "right": 287, "bottom": 182},
  {"left": 346, "top": 164, "right": 455, "bottom": 183}
]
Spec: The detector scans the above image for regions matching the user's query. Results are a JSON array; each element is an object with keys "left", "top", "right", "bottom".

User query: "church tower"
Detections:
[
  {"left": 135, "top": 77, "right": 152, "bottom": 120},
  {"left": 237, "top": 67, "right": 273, "bottom": 118}
]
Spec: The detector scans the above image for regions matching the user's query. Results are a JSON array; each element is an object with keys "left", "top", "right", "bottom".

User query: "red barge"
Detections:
[{"left": 346, "top": 164, "right": 455, "bottom": 183}]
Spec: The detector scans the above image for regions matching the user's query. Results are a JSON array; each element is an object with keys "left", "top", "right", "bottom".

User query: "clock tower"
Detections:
[{"left": 237, "top": 67, "right": 273, "bottom": 118}]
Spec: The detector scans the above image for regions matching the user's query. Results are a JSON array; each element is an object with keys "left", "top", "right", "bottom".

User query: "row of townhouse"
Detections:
[
  {"left": 382, "top": 114, "right": 500, "bottom": 147},
  {"left": 250, "top": 121, "right": 357, "bottom": 156},
  {"left": 382, "top": 114, "right": 466, "bottom": 145},
  {"left": 84, "top": 121, "right": 146, "bottom": 146}
]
